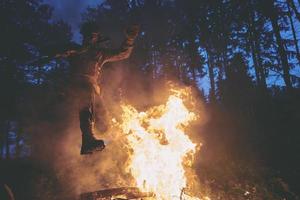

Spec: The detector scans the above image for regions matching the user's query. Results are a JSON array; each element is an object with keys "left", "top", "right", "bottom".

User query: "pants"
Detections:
[{"left": 72, "top": 76, "right": 107, "bottom": 136}]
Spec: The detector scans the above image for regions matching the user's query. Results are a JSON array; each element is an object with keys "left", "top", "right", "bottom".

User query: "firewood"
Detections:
[{"left": 80, "top": 187, "right": 155, "bottom": 200}]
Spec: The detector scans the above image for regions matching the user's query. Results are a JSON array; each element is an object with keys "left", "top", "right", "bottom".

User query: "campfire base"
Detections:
[{"left": 80, "top": 187, "right": 155, "bottom": 200}]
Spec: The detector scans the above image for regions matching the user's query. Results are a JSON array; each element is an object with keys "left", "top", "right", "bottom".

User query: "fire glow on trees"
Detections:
[{"left": 119, "top": 88, "right": 207, "bottom": 200}]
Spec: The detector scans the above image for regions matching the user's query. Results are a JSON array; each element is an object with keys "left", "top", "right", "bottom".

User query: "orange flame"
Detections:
[{"left": 120, "top": 88, "right": 203, "bottom": 200}]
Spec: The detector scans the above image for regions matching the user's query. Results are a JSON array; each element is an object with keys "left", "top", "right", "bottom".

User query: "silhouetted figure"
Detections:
[{"left": 57, "top": 23, "right": 139, "bottom": 154}]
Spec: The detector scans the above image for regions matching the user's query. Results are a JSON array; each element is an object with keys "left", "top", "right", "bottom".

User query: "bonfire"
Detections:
[{"left": 81, "top": 88, "right": 208, "bottom": 200}]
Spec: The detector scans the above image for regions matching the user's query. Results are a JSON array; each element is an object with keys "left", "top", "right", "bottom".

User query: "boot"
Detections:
[
  {"left": 80, "top": 107, "right": 105, "bottom": 155},
  {"left": 80, "top": 131, "right": 105, "bottom": 155}
]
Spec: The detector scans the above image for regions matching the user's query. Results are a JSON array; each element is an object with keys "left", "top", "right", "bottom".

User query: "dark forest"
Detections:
[{"left": 1, "top": 0, "right": 300, "bottom": 199}]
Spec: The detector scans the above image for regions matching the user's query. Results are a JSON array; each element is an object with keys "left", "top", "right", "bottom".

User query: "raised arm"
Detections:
[
  {"left": 103, "top": 25, "right": 139, "bottom": 63},
  {"left": 55, "top": 50, "right": 79, "bottom": 59},
  {"left": 25, "top": 49, "right": 80, "bottom": 66}
]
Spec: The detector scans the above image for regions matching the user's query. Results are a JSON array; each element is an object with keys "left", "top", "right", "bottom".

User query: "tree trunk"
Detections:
[
  {"left": 269, "top": 11, "right": 292, "bottom": 90},
  {"left": 250, "top": 41, "right": 261, "bottom": 84},
  {"left": 222, "top": 52, "right": 229, "bottom": 79},
  {"left": 190, "top": 40, "right": 199, "bottom": 87},
  {"left": 0, "top": 121, "right": 4, "bottom": 158},
  {"left": 248, "top": 0, "right": 267, "bottom": 90},
  {"left": 206, "top": 49, "right": 216, "bottom": 102},
  {"left": 287, "top": 0, "right": 300, "bottom": 22},
  {"left": 15, "top": 126, "right": 21, "bottom": 158},
  {"left": 248, "top": 0, "right": 260, "bottom": 85},
  {"left": 254, "top": 40, "right": 267, "bottom": 89},
  {"left": 5, "top": 122, "right": 9, "bottom": 159},
  {"left": 248, "top": 22, "right": 262, "bottom": 86},
  {"left": 287, "top": 0, "right": 300, "bottom": 64}
]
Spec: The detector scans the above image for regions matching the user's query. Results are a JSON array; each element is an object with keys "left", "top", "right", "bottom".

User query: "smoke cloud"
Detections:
[{"left": 28, "top": 58, "right": 206, "bottom": 199}]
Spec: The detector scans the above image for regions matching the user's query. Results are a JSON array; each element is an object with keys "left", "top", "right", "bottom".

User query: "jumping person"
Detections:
[{"left": 57, "top": 23, "right": 139, "bottom": 154}]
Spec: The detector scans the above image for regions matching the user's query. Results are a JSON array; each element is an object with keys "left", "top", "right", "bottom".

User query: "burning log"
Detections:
[{"left": 80, "top": 187, "right": 155, "bottom": 200}]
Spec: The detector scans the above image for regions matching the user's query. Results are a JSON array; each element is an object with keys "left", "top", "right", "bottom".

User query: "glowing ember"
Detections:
[{"left": 120, "top": 88, "right": 201, "bottom": 200}]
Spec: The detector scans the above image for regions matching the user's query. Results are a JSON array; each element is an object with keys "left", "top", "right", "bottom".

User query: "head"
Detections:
[{"left": 80, "top": 22, "right": 110, "bottom": 46}]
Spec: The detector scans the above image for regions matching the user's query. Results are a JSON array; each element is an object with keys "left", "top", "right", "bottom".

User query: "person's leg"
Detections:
[
  {"left": 79, "top": 84, "right": 105, "bottom": 155},
  {"left": 95, "top": 96, "right": 109, "bottom": 133}
]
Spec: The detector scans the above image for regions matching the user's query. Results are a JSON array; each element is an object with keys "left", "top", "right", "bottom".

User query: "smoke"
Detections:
[
  {"left": 52, "top": 63, "right": 163, "bottom": 196},
  {"left": 27, "top": 59, "right": 206, "bottom": 199},
  {"left": 49, "top": 63, "right": 137, "bottom": 198}
]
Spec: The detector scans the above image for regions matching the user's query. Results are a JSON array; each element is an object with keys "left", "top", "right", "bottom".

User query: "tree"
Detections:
[
  {"left": 245, "top": 0, "right": 268, "bottom": 89},
  {"left": 0, "top": 0, "right": 72, "bottom": 158},
  {"left": 286, "top": 0, "right": 300, "bottom": 22},
  {"left": 286, "top": 0, "right": 300, "bottom": 64},
  {"left": 260, "top": 0, "right": 293, "bottom": 90}
]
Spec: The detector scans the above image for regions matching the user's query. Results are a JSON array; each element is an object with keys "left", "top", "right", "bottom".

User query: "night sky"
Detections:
[
  {"left": 43, "top": 0, "right": 300, "bottom": 90},
  {"left": 44, "top": 0, "right": 103, "bottom": 42},
  {"left": 42, "top": 0, "right": 213, "bottom": 91}
]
